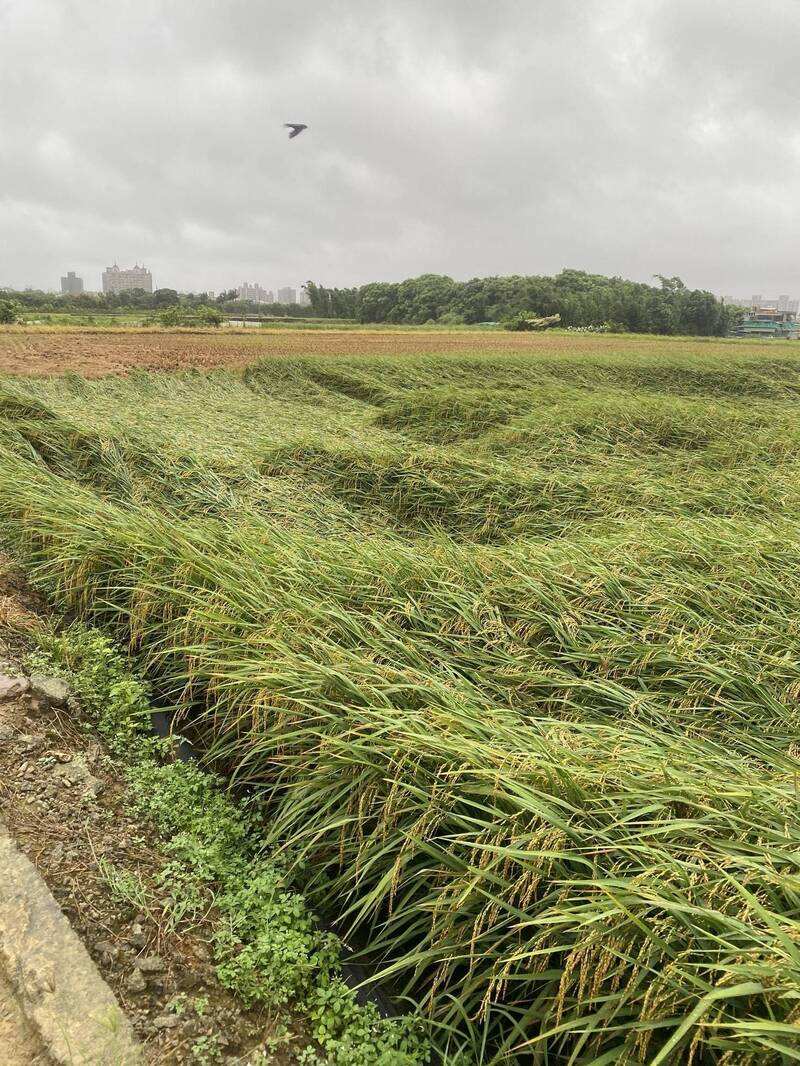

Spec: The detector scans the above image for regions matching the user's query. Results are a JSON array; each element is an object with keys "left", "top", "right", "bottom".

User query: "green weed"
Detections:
[
  {"left": 25, "top": 623, "right": 150, "bottom": 755},
  {"left": 191, "top": 1034, "right": 222, "bottom": 1064},
  {"left": 97, "top": 859, "right": 149, "bottom": 912}
]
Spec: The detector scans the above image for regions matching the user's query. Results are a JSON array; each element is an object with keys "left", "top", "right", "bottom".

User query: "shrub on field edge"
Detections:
[
  {"left": 0, "top": 299, "right": 20, "bottom": 324},
  {"left": 159, "top": 303, "right": 223, "bottom": 327},
  {"left": 502, "top": 310, "right": 561, "bottom": 331}
]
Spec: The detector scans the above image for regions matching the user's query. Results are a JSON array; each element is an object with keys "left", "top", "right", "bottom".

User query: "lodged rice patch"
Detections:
[{"left": 1, "top": 344, "right": 800, "bottom": 1063}]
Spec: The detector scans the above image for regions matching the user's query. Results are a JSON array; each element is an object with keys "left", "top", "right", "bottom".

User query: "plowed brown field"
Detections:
[{"left": 0, "top": 326, "right": 751, "bottom": 377}]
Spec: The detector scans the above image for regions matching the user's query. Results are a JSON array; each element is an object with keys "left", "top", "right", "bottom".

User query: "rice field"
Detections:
[{"left": 2, "top": 335, "right": 800, "bottom": 1063}]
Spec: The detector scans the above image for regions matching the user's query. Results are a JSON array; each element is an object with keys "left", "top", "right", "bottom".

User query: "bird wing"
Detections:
[{"left": 284, "top": 123, "right": 308, "bottom": 138}]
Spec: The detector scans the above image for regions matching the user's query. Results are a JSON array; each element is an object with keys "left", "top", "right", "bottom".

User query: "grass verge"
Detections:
[{"left": 27, "top": 621, "right": 435, "bottom": 1066}]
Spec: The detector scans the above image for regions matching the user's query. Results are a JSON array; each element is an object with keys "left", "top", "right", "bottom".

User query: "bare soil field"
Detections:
[{"left": 0, "top": 325, "right": 765, "bottom": 376}]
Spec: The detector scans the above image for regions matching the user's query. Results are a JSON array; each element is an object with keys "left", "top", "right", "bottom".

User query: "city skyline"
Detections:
[
  {"left": 237, "top": 281, "right": 274, "bottom": 304},
  {"left": 6, "top": 269, "right": 800, "bottom": 308},
  {"left": 2, "top": 270, "right": 310, "bottom": 302}
]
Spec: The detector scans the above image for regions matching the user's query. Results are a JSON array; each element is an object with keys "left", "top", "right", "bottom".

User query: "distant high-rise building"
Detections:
[
  {"left": 277, "top": 286, "right": 296, "bottom": 305},
  {"left": 60, "top": 271, "right": 84, "bottom": 295},
  {"left": 297, "top": 287, "right": 311, "bottom": 307},
  {"left": 237, "top": 282, "right": 273, "bottom": 303},
  {"left": 726, "top": 294, "right": 800, "bottom": 314},
  {"left": 102, "top": 264, "right": 153, "bottom": 294}
]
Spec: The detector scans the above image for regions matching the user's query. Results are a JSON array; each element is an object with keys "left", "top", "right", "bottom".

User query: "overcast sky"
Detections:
[{"left": 1, "top": 0, "right": 798, "bottom": 296}]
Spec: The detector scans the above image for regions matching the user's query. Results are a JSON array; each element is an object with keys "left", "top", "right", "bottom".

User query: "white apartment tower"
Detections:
[
  {"left": 102, "top": 264, "right": 153, "bottom": 294},
  {"left": 237, "top": 282, "right": 274, "bottom": 303}
]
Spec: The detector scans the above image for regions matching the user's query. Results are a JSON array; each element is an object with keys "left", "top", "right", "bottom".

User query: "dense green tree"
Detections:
[
  {"left": 654, "top": 275, "right": 687, "bottom": 293},
  {"left": 304, "top": 281, "right": 358, "bottom": 318},
  {"left": 304, "top": 270, "right": 738, "bottom": 336},
  {"left": 0, "top": 299, "right": 19, "bottom": 324},
  {"left": 153, "top": 288, "right": 180, "bottom": 308},
  {"left": 358, "top": 282, "right": 400, "bottom": 323}
]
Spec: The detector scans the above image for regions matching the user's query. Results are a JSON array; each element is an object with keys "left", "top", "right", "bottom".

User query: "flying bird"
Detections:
[{"left": 284, "top": 123, "right": 308, "bottom": 139}]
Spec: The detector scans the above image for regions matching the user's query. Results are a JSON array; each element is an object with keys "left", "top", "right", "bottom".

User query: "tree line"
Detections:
[
  {"left": 0, "top": 288, "right": 308, "bottom": 319},
  {"left": 304, "top": 271, "right": 741, "bottom": 335},
  {"left": 2, "top": 271, "right": 743, "bottom": 335}
]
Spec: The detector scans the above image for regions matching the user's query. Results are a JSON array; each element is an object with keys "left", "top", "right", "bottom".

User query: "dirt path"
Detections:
[
  {"left": 0, "top": 970, "right": 51, "bottom": 1066},
  {"left": 0, "top": 325, "right": 717, "bottom": 377}
]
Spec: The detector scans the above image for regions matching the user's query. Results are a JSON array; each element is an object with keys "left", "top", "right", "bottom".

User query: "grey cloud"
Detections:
[{"left": 1, "top": 0, "right": 798, "bottom": 296}]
